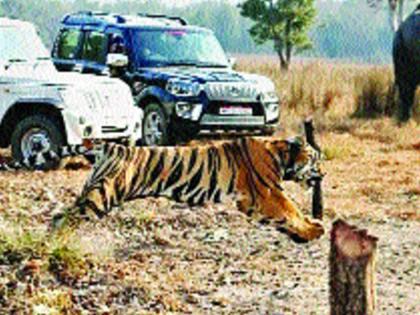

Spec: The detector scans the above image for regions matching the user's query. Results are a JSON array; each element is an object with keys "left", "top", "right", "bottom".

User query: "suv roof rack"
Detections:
[
  {"left": 62, "top": 11, "right": 188, "bottom": 26},
  {"left": 62, "top": 11, "right": 127, "bottom": 25},
  {"left": 137, "top": 13, "right": 188, "bottom": 26}
]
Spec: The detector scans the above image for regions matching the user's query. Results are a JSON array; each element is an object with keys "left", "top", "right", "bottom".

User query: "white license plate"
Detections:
[{"left": 220, "top": 106, "right": 252, "bottom": 115}]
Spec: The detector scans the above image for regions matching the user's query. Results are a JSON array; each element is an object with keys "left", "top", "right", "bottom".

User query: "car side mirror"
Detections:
[
  {"left": 106, "top": 53, "right": 128, "bottom": 68},
  {"left": 227, "top": 56, "right": 236, "bottom": 68}
]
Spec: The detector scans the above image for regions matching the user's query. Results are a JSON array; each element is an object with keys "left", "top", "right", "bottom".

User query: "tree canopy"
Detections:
[{"left": 240, "top": 0, "right": 316, "bottom": 70}]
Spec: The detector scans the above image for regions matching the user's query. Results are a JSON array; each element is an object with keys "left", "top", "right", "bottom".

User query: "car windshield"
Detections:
[
  {"left": 0, "top": 25, "right": 50, "bottom": 61},
  {"left": 131, "top": 29, "right": 229, "bottom": 68}
]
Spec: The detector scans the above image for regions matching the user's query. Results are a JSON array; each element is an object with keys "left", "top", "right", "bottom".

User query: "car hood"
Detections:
[
  {"left": 1, "top": 61, "right": 126, "bottom": 90},
  {"left": 40, "top": 71, "right": 127, "bottom": 90},
  {"left": 139, "top": 67, "right": 273, "bottom": 86}
]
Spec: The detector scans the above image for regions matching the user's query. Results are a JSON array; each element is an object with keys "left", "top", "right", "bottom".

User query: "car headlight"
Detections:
[
  {"left": 260, "top": 91, "right": 278, "bottom": 103},
  {"left": 174, "top": 102, "right": 203, "bottom": 121},
  {"left": 166, "top": 79, "right": 202, "bottom": 97},
  {"left": 255, "top": 77, "right": 278, "bottom": 102},
  {"left": 266, "top": 102, "right": 279, "bottom": 112}
]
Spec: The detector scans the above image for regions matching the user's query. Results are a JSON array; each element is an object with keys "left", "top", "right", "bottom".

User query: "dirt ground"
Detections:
[{"left": 0, "top": 118, "right": 419, "bottom": 314}]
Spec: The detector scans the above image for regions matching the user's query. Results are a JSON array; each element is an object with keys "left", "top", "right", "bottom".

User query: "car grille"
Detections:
[
  {"left": 85, "top": 88, "right": 123, "bottom": 111},
  {"left": 205, "top": 82, "right": 259, "bottom": 101}
]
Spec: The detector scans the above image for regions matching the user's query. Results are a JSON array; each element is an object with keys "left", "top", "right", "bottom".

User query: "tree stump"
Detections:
[{"left": 329, "top": 220, "right": 378, "bottom": 315}]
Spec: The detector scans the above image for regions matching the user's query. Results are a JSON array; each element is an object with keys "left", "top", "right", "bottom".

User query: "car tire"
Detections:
[
  {"left": 11, "top": 115, "right": 65, "bottom": 170},
  {"left": 262, "top": 126, "right": 276, "bottom": 136},
  {"left": 142, "top": 103, "right": 171, "bottom": 146},
  {"left": 172, "top": 123, "right": 199, "bottom": 144}
]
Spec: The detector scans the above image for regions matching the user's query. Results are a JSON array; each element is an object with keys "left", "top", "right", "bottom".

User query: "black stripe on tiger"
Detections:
[{"left": 165, "top": 157, "right": 184, "bottom": 191}]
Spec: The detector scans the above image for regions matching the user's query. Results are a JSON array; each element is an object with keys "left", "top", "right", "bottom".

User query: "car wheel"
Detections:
[
  {"left": 11, "top": 115, "right": 65, "bottom": 170},
  {"left": 173, "top": 124, "right": 199, "bottom": 144},
  {"left": 262, "top": 126, "right": 276, "bottom": 136},
  {"left": 142, "top": 103, "right": 170, "bottom": 146}
]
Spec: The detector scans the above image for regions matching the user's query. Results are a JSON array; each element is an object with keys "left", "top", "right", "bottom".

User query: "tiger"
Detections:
[{"left": 53, "top": 135, "right": 325, "bottom": 243}]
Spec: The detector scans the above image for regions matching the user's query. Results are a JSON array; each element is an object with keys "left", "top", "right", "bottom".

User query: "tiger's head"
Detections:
[{"left": 266, "top": 136, "right": 323, "bottom": 189}]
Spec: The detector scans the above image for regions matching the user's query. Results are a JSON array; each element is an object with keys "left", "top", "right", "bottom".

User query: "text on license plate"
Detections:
[{"left": 220, "top": 106, "right": 252, "bottom": 115}]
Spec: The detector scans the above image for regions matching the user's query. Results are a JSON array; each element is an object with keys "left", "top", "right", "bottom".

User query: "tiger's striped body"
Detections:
[{"left": 64, "top": 136, "right": 325, "bottom": 243}]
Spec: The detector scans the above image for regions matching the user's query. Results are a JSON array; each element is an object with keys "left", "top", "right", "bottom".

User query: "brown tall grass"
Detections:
[
  {"left": 235, "top": 55, "right": 419, "bottom": 129},
  {"left": 352, "top": 67, "right": 397, "bottom": 118}
]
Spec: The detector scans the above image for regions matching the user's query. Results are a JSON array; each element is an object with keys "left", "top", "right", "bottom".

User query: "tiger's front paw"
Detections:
[
  {"left": 306, "top": 219, "right": 325, "bottom": 241},
  {"left": 277, "top": 218, "right": 325, "bottom": 244}
]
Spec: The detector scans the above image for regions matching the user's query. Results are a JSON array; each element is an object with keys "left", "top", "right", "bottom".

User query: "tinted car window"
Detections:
[
  {"left": 131, "top": 29, "right": 228, "bottom": 67},
  {"left": 82, "top": 31, "right": 107, "bottom": 63},
  {"left": 55, "top": 29, "right": 81, "bottom": 59}
]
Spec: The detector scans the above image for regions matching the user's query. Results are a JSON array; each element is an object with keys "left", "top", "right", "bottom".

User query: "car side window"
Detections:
[
  {"left": 82, "top": 31, "right": 107, "bottom": 64},
  {"left": 54, "top": 29, "right": 81, "bottom": 59}
]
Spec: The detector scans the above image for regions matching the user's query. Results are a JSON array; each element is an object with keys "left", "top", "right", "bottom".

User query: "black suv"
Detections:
[{"left": 52, "top": 12, "right": 280, "bottom": 145}]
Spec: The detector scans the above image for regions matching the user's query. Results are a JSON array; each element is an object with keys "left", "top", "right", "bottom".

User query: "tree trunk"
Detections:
[
  {"left": 397, "top": 0, "right": 404, "bottom": 27},
  {"left": 285, "top": 20, "right": 292, "bottom": 67},
  {"left": 387, "top": 0, "right": 405, "bottom": 32},
  {"left": 329, "top": 220, "right": 378, "bottom": 315},
  {"left": 389, "top": 8, "right": 399, "bottom": 31},
  {"left": 275, "top": 50, "right": 289, "bottom": 71},
  {"left": 279, "top": 57, "right": 289, "bottom": 71},
  {"left": 274, "top": 39, "right": 289, "bottom": 71}
]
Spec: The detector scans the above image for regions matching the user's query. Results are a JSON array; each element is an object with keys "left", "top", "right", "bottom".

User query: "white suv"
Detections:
[{"left": 0, "top": 18, "right": 142, "bottom": 165}]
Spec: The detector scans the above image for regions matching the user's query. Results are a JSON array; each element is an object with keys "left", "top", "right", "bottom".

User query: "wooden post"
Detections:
[
  {"left": 312, "top": 179, "right": 323, "bottom": 220},
  {"left": 303, "top": 118, "right": 324, "bottom": 220},
  {"left": 330, "top": 220, "right": 378, "bottom": 315}
]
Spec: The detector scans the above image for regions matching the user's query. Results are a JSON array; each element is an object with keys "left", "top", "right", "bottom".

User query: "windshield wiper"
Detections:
[
  {"left": 36, "top": 57, "right": 51, "bottom": 61},
  {"left": 195, "top": 62, "right": 228, "bottom": 68},
  {"left": 164, "top": 60, "right": 198, "bottom": 67}
]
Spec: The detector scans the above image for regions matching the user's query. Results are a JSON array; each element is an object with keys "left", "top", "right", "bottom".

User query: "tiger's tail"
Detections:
[{"left": 0, "top": 145, "right": 95, "bottom": 171}]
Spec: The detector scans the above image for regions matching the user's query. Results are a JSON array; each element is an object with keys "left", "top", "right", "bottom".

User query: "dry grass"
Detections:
[
  {"left": 352, "top": 67, "right": 397, "bottom": 118},
  {"left": 235, "top": 55, "right": 420, "bottom": 130}
]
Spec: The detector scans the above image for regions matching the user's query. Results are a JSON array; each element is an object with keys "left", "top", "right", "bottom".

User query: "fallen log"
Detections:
[{"left": 329, "top": 220, "right": 378, "bottom": 315}]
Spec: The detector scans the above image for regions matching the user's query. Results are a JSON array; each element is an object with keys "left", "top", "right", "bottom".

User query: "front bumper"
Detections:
[
  {"left": 62, "top": 107, "right": 143, "bottom": 145},
  {"left": 171, "top": 99, "right": 279, "bottom": 133},
  {"left": 200, "top": 114, "right": 265, "bottom": 127}
]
